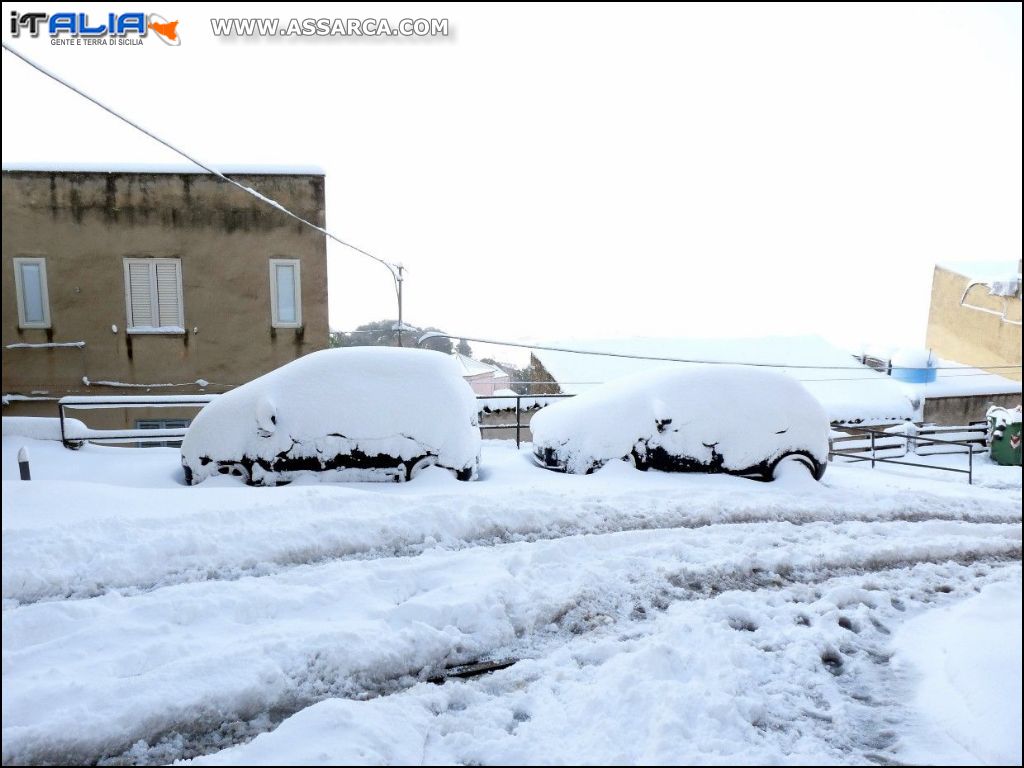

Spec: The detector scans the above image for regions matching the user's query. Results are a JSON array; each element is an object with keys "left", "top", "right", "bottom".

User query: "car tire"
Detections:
[
  {"left": 405, "top": 456, "right": 437, "bottom": 481},
  {"left": 628, "top": 447, "right": 649, "bottom": 471},
  {"left": 768, "top": 452, "right": 818, "bottom": 481},
  {"left": 219, "top": 461, "right": 252, "bottom": 484}
]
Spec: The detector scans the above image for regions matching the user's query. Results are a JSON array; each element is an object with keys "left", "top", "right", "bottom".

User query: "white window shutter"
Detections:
[
  {"left": 275, "top": 264, "right": 296, "bottom": 323},
  {"left": 19, "top": 263, "right": 45, "bottom": 324},
  {"left": 155, "top": 261, "right": 182, "bottom": 327},
  {"left": 128, "top": 261, "right": 154, "bottom": 327},
  {"left": 269, "top": 258, "right": 302, "bottom": 327}
]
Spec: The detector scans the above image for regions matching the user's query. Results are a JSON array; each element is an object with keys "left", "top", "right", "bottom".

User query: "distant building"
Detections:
[
  {"left": 917, "top": 260, "right": 1022, "bottom": 422},
  {"left": 2, "top": 166, "right": 329, "bottom": 431},
  {"left": 926, "top": 260, "right": 1021, "bottom": 383},
  {"left": 452, "top": 353, "right": 510, "bottom": 395}
]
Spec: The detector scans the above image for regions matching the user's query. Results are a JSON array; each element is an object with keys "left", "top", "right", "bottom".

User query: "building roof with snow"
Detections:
[
  {"left": 530, "top": 336, "right": 917, "bottom": 425},
  {"left": 894, "top": 359, "right": 1021, "bottom": 400},
  {"left": 936, "top": 260, "right": 1021, "bottom": 283},
  {"left": 1, "top": 162, "right": 325, "bottom": 175},
  {"left": 452, "top": 353, "right": 507, "bottom": 380},
  {"left": 452, "top": 354, "right": 510, "bottom": 396}
]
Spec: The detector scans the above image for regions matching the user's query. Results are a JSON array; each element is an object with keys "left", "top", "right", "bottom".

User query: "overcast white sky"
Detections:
[{"left": 2, "top": 3, "right": 1020, "bottom": 364}]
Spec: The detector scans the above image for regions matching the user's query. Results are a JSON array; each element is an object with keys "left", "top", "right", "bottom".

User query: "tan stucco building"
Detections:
[
  {"left": 925, "top": 261, "right": 1022, "bottom": 383},
  {"left": 2, "top": 167, "right": 329, "bottom": 431}
]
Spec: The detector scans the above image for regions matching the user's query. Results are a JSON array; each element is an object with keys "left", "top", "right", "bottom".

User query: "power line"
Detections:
[
  {"left": 509, "top": 371, "right": 1024, "bottom": 385},
  {"left": 0, "top": 41, "right": 404, "bottom": 300},
  {"left": 418, "top": 332, "right": 1023, "bottom": 372}
]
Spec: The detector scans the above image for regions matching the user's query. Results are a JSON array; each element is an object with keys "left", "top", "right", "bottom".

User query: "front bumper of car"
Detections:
[{"left": 532, "top": 445, "right": 567, "bottom": 472}]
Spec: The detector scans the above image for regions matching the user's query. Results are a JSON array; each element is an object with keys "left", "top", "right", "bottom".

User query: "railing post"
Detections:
[
  {"left": 968, "top": 443, "right": 973, "bottom": 485},
  {"left": 870, "top": 431, "right": 876, "bottom": 468},
  {"left": 59, "top": 402, "right": 67, "bottom": 447},
  {"left": 515, "top": 395, "right": 522, "bottom": 449}
]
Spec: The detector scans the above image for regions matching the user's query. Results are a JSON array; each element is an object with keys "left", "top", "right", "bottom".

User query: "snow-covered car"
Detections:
[
  {"left": 181, "top": 347, "right": 481, "bottom": 485},
  {"left": 530, "top": 366, "right": 829, "bottom": 480}
]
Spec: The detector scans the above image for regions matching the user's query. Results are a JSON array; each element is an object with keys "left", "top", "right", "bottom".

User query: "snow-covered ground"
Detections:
[
  {"left": 892, "top": 579, "right": 1022, "bottom": 765},
  {"left": 2, "top": 436, "right": 1021, "bottom": 765}
]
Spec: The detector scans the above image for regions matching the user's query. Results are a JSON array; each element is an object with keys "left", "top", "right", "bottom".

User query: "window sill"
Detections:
[{"left": 127, "top": 326, "right": 187, "bottom": 336}]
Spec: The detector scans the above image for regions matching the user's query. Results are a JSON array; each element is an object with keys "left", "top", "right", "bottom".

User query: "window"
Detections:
[
  {"left": 123, "top": 258, "right": 183, "bottom": 332},
  {"left": 136, "top": 419, "right": 190, "bottom": 448},
  {"left": 13, "top": 257, "right": 51, "bottom": 329},
  {"left": 269, "top": 258, "right": 302, "bottom": 328}
]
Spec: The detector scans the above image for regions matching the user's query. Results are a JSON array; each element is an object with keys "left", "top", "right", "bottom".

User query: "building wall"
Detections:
[
  {"left": 925, "top": 265, "right": 1022, "bottom": 382},
  {"left": 2, "top": 170, "right": 330, "bottom": 424},
  {"left": 464, "top": 371, "right": 511, "bottom": 396},
  {"left": 923, "top": 392, "right": 1021, "bottom": 426}
]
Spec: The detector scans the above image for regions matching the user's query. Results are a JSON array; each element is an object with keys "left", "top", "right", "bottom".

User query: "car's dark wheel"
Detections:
[
  {"left": 767, "top": 452, "right": 820, "bottom": 481},
  {"left": 628, "top": 447, "right": 649, "bottom": 471},
  {"left": 218, "top": 461, "right": 252, "bottom": 484},
  {"left": 405, "top": 456, "right": 437, "bottom": 481}
]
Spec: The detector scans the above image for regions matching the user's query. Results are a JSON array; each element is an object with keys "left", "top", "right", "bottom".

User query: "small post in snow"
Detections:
[{"left": 18, "top": 446, "right": 31, "bottom": 480}]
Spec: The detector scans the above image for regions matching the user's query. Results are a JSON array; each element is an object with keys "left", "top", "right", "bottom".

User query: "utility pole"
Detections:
[{"left": 396, "top": 263, "right": 405, "bottom": 347}]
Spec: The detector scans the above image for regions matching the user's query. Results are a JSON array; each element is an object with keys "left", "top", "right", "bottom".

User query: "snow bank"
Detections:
[
  {"left": 892, "top": 578, "right": 1022, "bottom": 766},
  {"left": 2, "top": 416, "right": 88, "bottom": 441},
  {"left": 531, "top": 365, "right": 829, "bottom": 475},
  {"left": 181, "top": 347, "right": 481, "bottom": 483}
]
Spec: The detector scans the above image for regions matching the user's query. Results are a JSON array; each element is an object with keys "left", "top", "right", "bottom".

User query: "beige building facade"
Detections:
[
  {"left": 925, "top": 261, "right": 1022, "bottom": 383},
  {"left": 2, "top": 168, "right": 329, "bottom": 430}
]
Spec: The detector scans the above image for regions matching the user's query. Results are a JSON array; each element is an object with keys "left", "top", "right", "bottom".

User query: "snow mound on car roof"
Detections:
[
  {"left": 181, "top": 347, "right": 480, "bottom": 479},
  {"left": 530, "top": 365, "right": 829, "bottom": 474}
]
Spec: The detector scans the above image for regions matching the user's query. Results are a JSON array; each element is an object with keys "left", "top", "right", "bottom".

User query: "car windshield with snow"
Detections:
[
  {"left": 181, "top": 347, "right": 481, "bottom": 485},
  {"left": 530, "top": 366, "right": 830, "bottom": 480}
]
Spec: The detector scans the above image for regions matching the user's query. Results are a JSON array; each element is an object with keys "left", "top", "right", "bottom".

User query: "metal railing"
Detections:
[
  {"left": 477, "top": 393, "right": 575, "bottom": 447},
  {"left": 829, "top": 425, "right": 981, "bottom": 484},
  {"left": 58, "top": 395, "right": 216, "bottom": 447},
  {"left": 53, "top": 394, "right": 993, "bottom": 486}
]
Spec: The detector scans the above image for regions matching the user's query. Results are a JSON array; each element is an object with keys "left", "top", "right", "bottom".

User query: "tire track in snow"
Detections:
[
  {"left": 111, "top": 557, "right": 1020, "bottom": 767},
  {"left": 5, "top": 521, "right": 1020, "bottom": 766},
  {"left": 4, "top": 493, "right": 1020, "bottom": 606}
]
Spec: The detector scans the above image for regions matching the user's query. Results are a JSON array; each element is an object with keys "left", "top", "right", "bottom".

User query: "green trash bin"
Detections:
[{"left": 987, "top": 405, "right": 1022, "bottom": 467}]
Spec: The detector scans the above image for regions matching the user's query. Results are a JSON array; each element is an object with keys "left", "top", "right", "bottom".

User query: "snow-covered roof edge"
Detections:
[
  {"left": 936, "top": 260, "right": 1021, "bottom": 282},
  {"left": 1, "top": 162, "right": 325, "bottom": 176},
  {"left": 452, "top": 353, "right": 508, "bottom": 378}
]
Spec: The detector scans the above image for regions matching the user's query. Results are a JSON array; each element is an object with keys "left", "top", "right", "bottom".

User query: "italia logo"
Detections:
[
  {"left": 9, "top": 11, "right": 181, "bottom": 45},
  {"left": 1011, "top": 433, "right": 1021, "bottom": 450}
]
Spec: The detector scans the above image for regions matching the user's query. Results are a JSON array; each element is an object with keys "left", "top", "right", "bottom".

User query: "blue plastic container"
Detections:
[{"left": 889, "top": 350, "right": 937, "bottom": 383}]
